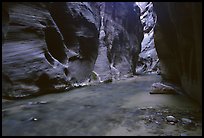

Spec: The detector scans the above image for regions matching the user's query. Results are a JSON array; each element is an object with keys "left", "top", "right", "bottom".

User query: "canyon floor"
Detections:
[{"left": 2, "top": 74, "right": 202, "bottom": 136}]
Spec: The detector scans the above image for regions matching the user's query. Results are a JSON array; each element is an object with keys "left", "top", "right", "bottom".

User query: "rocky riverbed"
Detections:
[{"left": 2, "top": 74, "right": 202, "bottom": 136}]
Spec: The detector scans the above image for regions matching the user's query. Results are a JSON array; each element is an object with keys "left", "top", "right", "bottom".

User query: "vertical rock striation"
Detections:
[
  {"left": 48, "top": 2, "right": 100, "bottom": 83},
  {"left": 135, "top": 2, "right": 160, "bottom": 74},
  {"left": 2, "top": 2, "right": 99, "bottom": 98},
  {"left": 153, "top": 2, "right": 202, "bottom": 104},
  {"left": 93, "top": 2, "right": 112, "bottom": 82},
  {"left": 94, "top": 2, "right": 144, "bottom": 81},
  {"left": 2, "top": 2, "right": 144, "bottom": 98}
]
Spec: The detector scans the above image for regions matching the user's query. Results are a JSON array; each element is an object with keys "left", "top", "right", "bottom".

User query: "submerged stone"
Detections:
[{"left": 166, "top": 115, "right": 177, "bottom": 122}]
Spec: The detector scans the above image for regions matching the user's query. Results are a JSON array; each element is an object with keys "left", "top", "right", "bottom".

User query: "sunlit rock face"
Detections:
[
  {"left": 135, "top": 2, "right": 160, "bottom": 74},
  {"left": 2, "top": 2, "right": 99, "bottom": 98},
  {"left": 94, "top": 2, "right": 144, "bottom": 81},
  {"left": 153, "top": 2, "right": 202, "bottom": 104}
]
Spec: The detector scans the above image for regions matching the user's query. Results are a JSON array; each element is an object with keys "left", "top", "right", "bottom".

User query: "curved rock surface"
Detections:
[
  {"left": 94, "top": 2, "right": 143, "bottom": 81},
  {"left": 135, "top": 2, "right": 160, "bottom": 74},
  {"left": 153, "top": 2, "right": 202, "bottom": 104},
  {"left": 2, "top": 2, "right": 143, "bottom": 98},
  {"left": 2, "top": 2, "right": 100, "bottom": 98}
]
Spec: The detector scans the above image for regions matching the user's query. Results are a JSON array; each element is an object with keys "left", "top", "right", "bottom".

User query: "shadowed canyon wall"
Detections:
[
  {"left": 2, "top": 2, "right": 143, "bottom": 98},
  {"left": 2, "top": 2, "right": 202, "bottom": 105},
  {"left": 2, "top": 2, "right": 100, "bottom": 98},
  {"left": 153, "top": 2, "right": 202, "bottom": 104},
  {"left": 94, "top": 2, "right": 143, "bottom": 81}
]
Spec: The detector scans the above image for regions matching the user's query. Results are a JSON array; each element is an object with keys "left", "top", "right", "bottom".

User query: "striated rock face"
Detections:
[
  {"left": 48, "top": 2, "right": 100, "bottom": 83},
  {"left": 2, "top": 2, "right": 99, "bottom": 98},
  {"left": 94, "top": 2, "right": 143, "bottom": 81},
  {"left": 153, "top": 2, "right": 202, "bottom": 104},
  {"left": 135, "top": 2, "right": 160, "bottom": 74},
  {"left": 2, "top": 2, "right": 143, "bottom": 98}
]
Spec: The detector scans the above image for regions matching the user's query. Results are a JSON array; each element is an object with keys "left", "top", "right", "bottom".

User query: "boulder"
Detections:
[{"left": 150, "top": 82, "right": 177, "bottom": 94}]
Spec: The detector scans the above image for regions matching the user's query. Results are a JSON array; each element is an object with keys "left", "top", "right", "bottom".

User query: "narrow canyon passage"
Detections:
[
  {"left": 2, "top": 2, "right": 202, "bottom": 136},
  {"left": 2, "top": 75, "right": 202, "bottom": 136}
]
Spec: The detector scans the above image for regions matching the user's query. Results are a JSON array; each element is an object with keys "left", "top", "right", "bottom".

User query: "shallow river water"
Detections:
[{"left": 2, "top": 74, "right": 202, "bottom": 136}]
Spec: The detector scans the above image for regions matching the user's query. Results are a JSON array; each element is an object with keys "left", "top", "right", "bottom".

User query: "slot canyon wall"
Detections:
[
  {"left": 2, "top": 2, "right": 100, "bottom": 98},
  {"left": 94, "top": 2, "right": 143, "bottom": 81},
  {"left": 2, "top": 2, "right": 143, "bottom": 98},
  {"left": 153, "top": 2, "right": 202, "bottom": 104},
  {"left": 135, "top": 2, "right": 160, "bottom": 74},
  {"left": 2, "top": 2, "right": 202, "bottom": 105}
]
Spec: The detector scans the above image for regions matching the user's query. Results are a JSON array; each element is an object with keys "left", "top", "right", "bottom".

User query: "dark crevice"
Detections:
[
  {"left": 35, "top": 73, "right": 52, "bottom": 91},
  {"left": 64, "top": 68, "right": 69, "bottom": 76},
  {"left": 78, "top": 36, "right": 98, "bottom": 61},
  {"left": 44, "top": 26, "right": 67, "bottom": 64},
  {"left": 48, "top": 2, "right": 77, "bottom": 48}
]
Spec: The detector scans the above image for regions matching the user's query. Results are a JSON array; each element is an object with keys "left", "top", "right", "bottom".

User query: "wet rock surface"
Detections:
[
  {"left": 181, "top": 118, "right": 192, "bottom": 125},
  {"left": 150, "top": 82, "right": 177, "bottom": 94},
  {"left": 2, "top": 75, "right": 202, "bottom": 136},
  {"left": 166, "top": 115, "right": 177, "bottom": 122}
]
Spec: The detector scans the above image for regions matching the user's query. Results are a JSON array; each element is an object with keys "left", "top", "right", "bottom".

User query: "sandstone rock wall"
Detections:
[
  {"left": 135, "top": 2, "right": 160, "bottom": 74},
  {"left": 2, "top": 2, "right": 143, "bottom": 98},
  {"left": 2, "top": 2, "right": 100, "bottom": 98},
  {"left": 153, "top": 2, "right": 202, "bottom": 104},
  {"left": 94, "top": 2, "right": 143, "bottom": 81}
]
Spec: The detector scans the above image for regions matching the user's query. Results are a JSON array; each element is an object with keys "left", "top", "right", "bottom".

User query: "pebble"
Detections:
[
  {"left": 163, "top": 109, "right": 169, "bottom": 113},
  {"left": 156, "top": 112, "right": 162, "bottom": 115},
  {"left": 39, "top": 101, "right": 48, "bottom": 104},
  {"left": 166, "top": 115, "right": 177, "bottom": 122},
  {"left": 28, "top": 101, "right": 48, "bottom": 105},
  {"left": 140, "top": 107, "right": 146, "bottom": 110},
  {"left": 155, "top": 121, "right": 160, "bottom": 124},
  {"left": 28, "top": 117, "right": 38, "bottom": 121},
  {"left": 169, "top": 122, "right": 175, "bottom": 125},
  {"left": 147, "top": 106, "right": 153, "bottom": 109},
  {"left": 28, "top": 102, "right": 38, "bottom": 105},
  {"left": 181, "top": 118, "right": 192, "bottom": 124}
]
